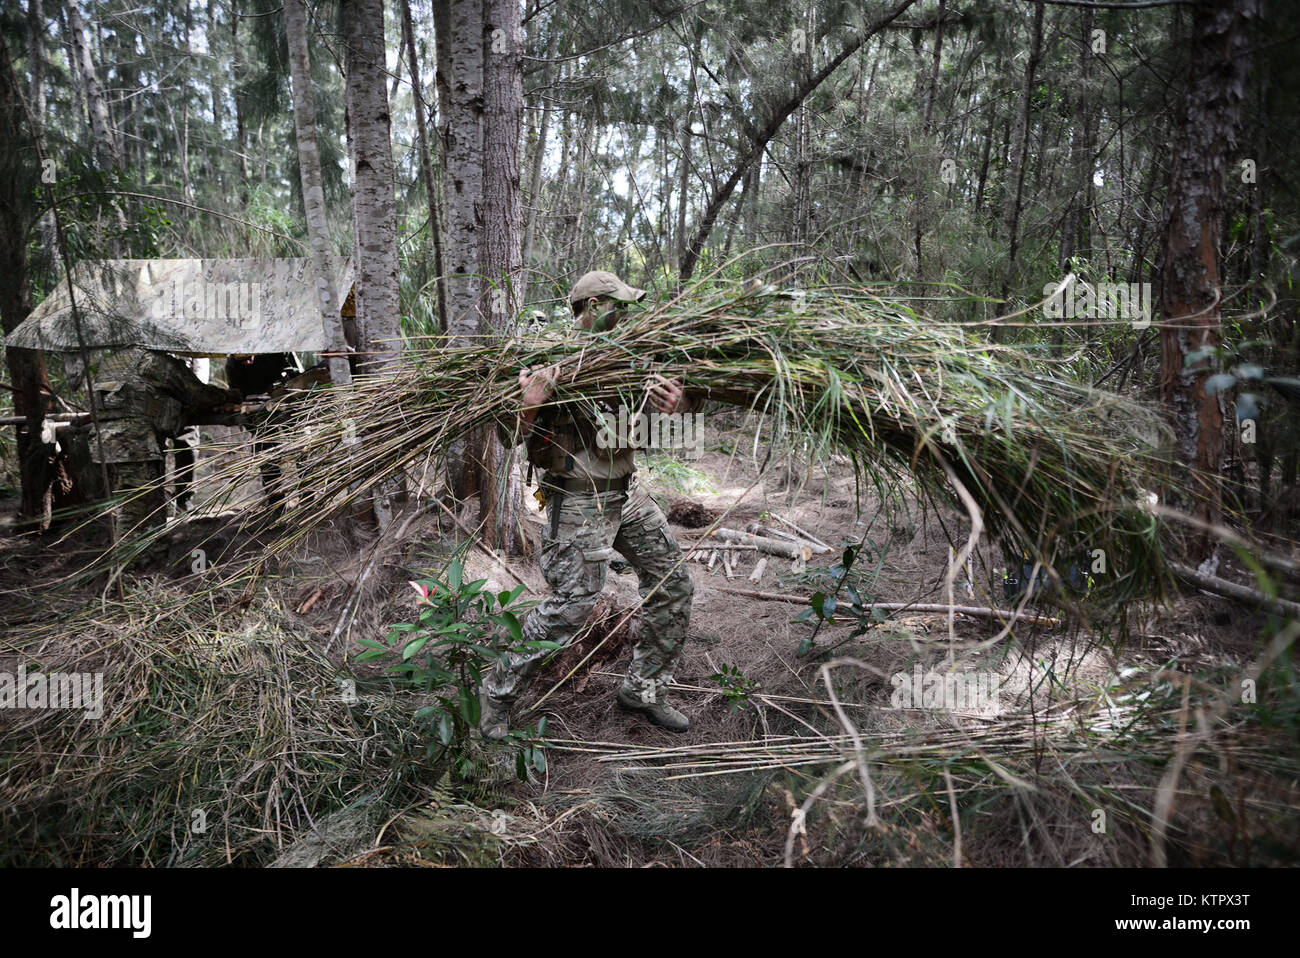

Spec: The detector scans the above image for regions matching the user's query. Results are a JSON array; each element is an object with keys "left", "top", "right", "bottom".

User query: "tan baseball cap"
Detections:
[{"left": 568, "top": 270, "right": 646, "bottom": 307}]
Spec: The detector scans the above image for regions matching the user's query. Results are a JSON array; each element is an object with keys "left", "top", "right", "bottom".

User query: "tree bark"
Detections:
[
  {"left": 479, "top": 0, "right": 526, "bottom": 554},
  {"left": 1157, "top": 0, "right": 1257, "bottom": 559},
  {"left": 0, "top": 34, "right": 56, "bottom": 523},
  {"left": 995, "top": 0, "right": 1045, "bottom": 341},
  {"left": 401, "top": 0, "right": 449, "bottom": 330},
  {"left": 520, "top": 0, "right": 564, "bottom": 302},
  {"left": 64, "top": 0, "right": 120, "bottom": 169},
  {"left": 284, "top": 0, "right": 352, "bottom": 385},
  {"left": 443, "top": 0, "right": 485, "bottom": 341},
  {"left": 342, "top": 0, "right": 401, "bottom": 373}
]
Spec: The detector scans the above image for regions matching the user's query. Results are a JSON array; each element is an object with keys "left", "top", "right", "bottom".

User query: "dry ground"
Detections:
[{"left": 0, "top": 412, "right": 1296, "bottom": 867}]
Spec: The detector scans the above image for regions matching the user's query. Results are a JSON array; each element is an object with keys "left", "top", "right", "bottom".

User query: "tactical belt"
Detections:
[
  {"left": 540, "top": 473, "right": 632, "bottom": 539},
  {"left": 542, "top": 474, "right": 631, "bottom": 496}
]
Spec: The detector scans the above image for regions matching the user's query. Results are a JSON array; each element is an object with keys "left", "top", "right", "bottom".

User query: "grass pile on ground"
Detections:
[{"left": 0, "top": 582, "right": 423, "bottom": 866}]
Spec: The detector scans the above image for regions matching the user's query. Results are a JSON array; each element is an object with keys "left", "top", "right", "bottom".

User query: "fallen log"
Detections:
[
  {"left": 711, "top": 584, "right": 1063, "bottom": 627},
  {"left": 715, "top": 528, "right": 813, "bottom": 561},
  {"left": 1170, "top": 562, "right": 1300, "bottom": 620}
]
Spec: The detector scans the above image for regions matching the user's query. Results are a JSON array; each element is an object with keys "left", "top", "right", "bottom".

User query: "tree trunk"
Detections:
[
  {"left": 440, "top": 0, "right": 486, "bottom": 501},
  {"left": 995, "top": 0, "right": 1045, "bottom": 341},
  {"left": 64, "top": 0, "right": 120, "bottom": 169},
  {"left": 0, "top": 34, "right": 56, "bottom": 524},
  {"left": 479, "top": 0, "right": 526, "bottom": 554},
  {"left": 56, "top": 4, "right": 87, "bottom": 140},
  {"left": 232, "top": 2, "right": 249, "bottom": 201},
  {"left": 28, "top": 0, "right": 45, "bottom": 121},
  {"left": 284, "top": 0, "right": 351, "bottom": 385},
  {"left": 1157, "top": 0, "right": 1257, "bottom": 560},
  {"left": 442, "top": 0, "right": 484, "bottom": 341},
  {"left": 520, "top": 0, "right": 564, "bottom": 302},
  {"left": 342, "top": 0, "right": 401, "bottom": 374},
  {"left": 401, "top": 0, "right": 449, "bottom": 330}
]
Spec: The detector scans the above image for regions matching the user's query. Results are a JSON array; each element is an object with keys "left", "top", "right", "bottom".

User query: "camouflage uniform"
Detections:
[
  {"left": 87, "top": 347, "right": 230, "bottom": 539},
  {"left": 482, "top": 474, "right": 694, "bottom": 705},
  {"left": 482, "top": 271, "right": 698, "bottom": 729}
]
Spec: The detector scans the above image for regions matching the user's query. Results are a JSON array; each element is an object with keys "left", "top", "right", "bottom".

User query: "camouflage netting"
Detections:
[{"left": 6, "top": 257, "right": 354, "bottom": 355}]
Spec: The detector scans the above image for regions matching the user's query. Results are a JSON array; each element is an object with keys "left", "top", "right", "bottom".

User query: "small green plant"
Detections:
[
  {"left": 791, "top": 540, "right": 890, "bottom": 655},
  {"left": 643, "top": 453, "right": 717, "bottom": 494},
  {"left": 709, "top": 663, "right": 761, "bottom": 711},
  {"left": 355, "top": 559, "right": 556, "bottom": 782}
]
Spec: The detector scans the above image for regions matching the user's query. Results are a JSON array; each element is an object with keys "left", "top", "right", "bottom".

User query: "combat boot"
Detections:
[
  {"left": 478, "top": 689, "right": 511, "bottom": 742},
  {"left": 616, "top": 673, "right": 690, "bottom": 732}
]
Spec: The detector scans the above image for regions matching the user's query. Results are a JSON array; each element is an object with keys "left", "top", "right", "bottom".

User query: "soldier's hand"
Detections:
[
  {"left": 519, "top": 365, "right": 557, "bottom": 408},
  {"left": 647, "top": 374, "right": 688, "bottom": 415}
]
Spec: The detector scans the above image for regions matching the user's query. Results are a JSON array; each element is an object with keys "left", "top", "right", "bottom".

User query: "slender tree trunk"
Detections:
[
  {"left": 520, "top": 0, "right": 564, "bottom": 302},
  {"left": 914, "top": 0, "right": 944, "bottom": 276},
  {"left": 995, "top": 0, "right": 1045, "bottom": 341},
  {"left": 1158, "top": 0, "right": 1257, "bottom": 560},
  {"left": 64, "top": 0, "right": 119, "bottom": 169},
  {"left": 441, "top": 0, "right": 486, "bottom": 500},
  {"left": 481, "top": 0, "right": 523, "bottom": 337},
  {"left": 479, "top": 0, "right": 526, "bottom": 554},
  {"left": 342, "top": 0, "right": 401, "bottom": 373},
  {"left": 401, "top": 0, "right": 449, "bottom": 330},
  {"left": 0, "top": 34, "right": 56, "bottom": 523},
  {"left": 28, "top": 0, "right": 46, "bottom": 121},
  {"left": 284, "top": 0, "right": 351, "bottom": 385},
  {"left": 233, "top": 1, "right": 249, "bottom": 203},
  {"left": 57, "top": 4, "right": 87, "bottom": 139},
  {"left": 442, "top": 0, "right": 484, "bottom": 341}
]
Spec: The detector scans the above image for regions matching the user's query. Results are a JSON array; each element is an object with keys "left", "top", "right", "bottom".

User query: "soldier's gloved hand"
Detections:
[{"left": 647, "top": 374, "right": 689, "bottom": 415}]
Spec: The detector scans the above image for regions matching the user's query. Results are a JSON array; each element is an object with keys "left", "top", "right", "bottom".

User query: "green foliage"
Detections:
[
  {"left": 708, "top": 663, "right": 760, "bottom": 712},
  {"left": 355, "top": 560, "right": 554, "bottom": 783},
  {"left": 791, "top": 540, "right": 891, "bottom": 655},
  {"left": 34, "top": 152, "right": 170, "bottom": 271},
  {"left": 643, "top": 453, "right": 717, "bottom": 494}
]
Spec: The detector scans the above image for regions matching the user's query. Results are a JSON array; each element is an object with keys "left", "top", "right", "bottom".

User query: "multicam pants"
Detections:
[
  {"left": 106, "top": 460, "right": 167, "bottom": 541},
  {"left": 483, "top": 477, "right": 694, "bottom": 704}
]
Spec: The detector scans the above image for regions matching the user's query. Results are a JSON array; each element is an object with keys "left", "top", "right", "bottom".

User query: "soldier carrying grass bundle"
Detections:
[{"left": 478, "top": 271, "right": 705, "bottom": 739}]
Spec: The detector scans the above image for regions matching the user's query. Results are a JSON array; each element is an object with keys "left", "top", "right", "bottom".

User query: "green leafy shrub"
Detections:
[{"left": 356, "top": 560, "right": 555, "bottom": 782}]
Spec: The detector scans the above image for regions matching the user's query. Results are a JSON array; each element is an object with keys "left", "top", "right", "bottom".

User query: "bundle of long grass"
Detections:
[{"left": 128, "top": 280, "right": 1170, "bottom": 602}]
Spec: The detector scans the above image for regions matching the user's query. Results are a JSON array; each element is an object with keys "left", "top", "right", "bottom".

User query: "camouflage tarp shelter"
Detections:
[{"left": 4, "top": 257, "right": 354, "bottom": 356}]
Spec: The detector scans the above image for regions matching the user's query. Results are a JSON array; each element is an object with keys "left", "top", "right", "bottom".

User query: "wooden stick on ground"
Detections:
[
  {"left": 746, "top": 521, "right": 831, "bottom": 554},
  {"left": 711, "top": 584, "right": 1062, "bottom": 627},
  {"left": 771, "top": 513, "right": 832, "bottom": 551}
]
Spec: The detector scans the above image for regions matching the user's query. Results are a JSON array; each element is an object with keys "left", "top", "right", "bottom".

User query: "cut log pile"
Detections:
[{"left": 682, "top": 513, "right": 830, "bottom": 580}]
